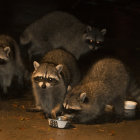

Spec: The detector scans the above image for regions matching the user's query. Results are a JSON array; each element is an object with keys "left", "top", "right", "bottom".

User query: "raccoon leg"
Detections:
[
  {"left": 34, "top": 96, "right": 42, "bottom": 111},
  {"left": 26, "top": 107, "right": 43, "bottom": 112},
  {"left": 16, "top": 71, "right": 24, "bottom": 87},
  {"left": 113, "top": 96, "right": 124, "bottom": 118},
  {"left": 2, "top": 76, "right": 12, "bottom": 93},
  {"left": 27, "top": 104, "right": 43, "bottom": 112},
  {"left": 26, "top": 92, "right": 42, "bottom": 112},
  {"left": 27, "top": 88, "right": 43, "bottom": 112},
  {"left": 51, "top": 104, "right": 61, "bottom": 119}
]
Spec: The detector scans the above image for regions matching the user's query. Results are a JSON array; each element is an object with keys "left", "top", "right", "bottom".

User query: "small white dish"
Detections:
[
  {"left": 124, "top": 101, "right": 137, "bottom": 110},
  {"left": 124, "top": 109, "right": 136, "bottom": 118},
  {"left": 48, "top": 117, "right": 70, "bottom": 128}
]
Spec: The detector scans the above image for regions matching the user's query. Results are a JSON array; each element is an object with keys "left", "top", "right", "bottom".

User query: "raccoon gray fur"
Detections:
[
  {"left": 127, "top": 78, "right": 140, "bottom": 104},
  {"left": 64, "top": 58, "right": 140, "bottom": 123},
  {"left": 31, "top": 49, "right": 81, "bottom": 118},
  {"left": 0, "top": 35, "right": 25, "bottom": 94},
  {"left": 20, "top": 11, "right": 107, "bottom": 61}
]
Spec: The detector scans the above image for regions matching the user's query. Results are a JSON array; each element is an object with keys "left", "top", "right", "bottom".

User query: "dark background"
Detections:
[{"left": 0, "top": 0, "right": 140, "bottom": 80}]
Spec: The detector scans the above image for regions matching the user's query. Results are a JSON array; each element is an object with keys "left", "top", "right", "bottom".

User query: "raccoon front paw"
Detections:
[
  {"left": 51, "top": 110, "right": 56, "bottom": 119},
  {"left": 26, "top": 106, "right": 43, "bottom": 112},
  {"left": 51, "top": 104, "right": 61, "bottom": 119}
]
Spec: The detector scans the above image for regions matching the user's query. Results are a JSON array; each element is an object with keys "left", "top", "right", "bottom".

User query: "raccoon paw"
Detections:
[
  {"left": 26, "top": 107, "right": 43, "bottom": 112},
  {"left": 51, "top": 111, "right": 56, "bottom": 119}
]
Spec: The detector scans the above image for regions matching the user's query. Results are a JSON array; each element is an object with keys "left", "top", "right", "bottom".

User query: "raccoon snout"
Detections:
[
  {"left": 63, "top": 102, "right": 66, "bottom": 108},
  {"left": 89, "top": 45, "right": 93, "bottom": 50},
  {"left": 41, "top": 84, "right": 46, "bottom": 89}
]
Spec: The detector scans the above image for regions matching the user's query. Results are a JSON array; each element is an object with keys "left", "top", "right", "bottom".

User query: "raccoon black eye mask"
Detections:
[
  {"left": 34, "top": 76, "right": 58, "bottom": 84},
  {"left": 84, "top": 27, "right": 107, "bottom": 50},
  {"left": 85, "top": 39, "right": 104, "bottom": 50}
]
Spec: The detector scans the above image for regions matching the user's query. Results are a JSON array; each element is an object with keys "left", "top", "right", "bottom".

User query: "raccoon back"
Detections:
[
  {"left": 82, "top": 58, "right": 129, "bottom": 88},
  {"left": 20, "top": 11, "right": 91, "bottom": 59},
  {"left": 41, "top": 49, "right": 81, "bottom": 86}
]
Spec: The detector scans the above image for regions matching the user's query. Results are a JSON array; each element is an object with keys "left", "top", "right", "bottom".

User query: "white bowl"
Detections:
[
  {"left": 124, "top": 109, "right": 136, "bottom": 118},
  {"left": 48, "top": 118, "right": 69, "bottom": 128},
  {"left": 124, "top": 101, "right": 137, "bottom": 110}
]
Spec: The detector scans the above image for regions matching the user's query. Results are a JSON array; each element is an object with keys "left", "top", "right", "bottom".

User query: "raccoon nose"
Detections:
[{"left": 41, "top": 84, "right": 46, "bottom": 89}]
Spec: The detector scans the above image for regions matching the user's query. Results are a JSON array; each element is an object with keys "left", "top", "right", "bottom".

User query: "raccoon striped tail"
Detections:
[{"left": 128, "top": 79, "right": 140, "bottom": 105}]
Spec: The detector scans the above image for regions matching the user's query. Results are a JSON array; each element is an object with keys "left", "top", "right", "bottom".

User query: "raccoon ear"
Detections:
[
  {"left": 80, "top": 92, "right": 87, "bottom": 102},
  {"left": 4, "top": 46, "right": 11, "bottom": 56},
  {"left": 86, "top": 26, "right": 92, "bottom": 32},
  {"left": 83, "top": 26, "right": 92, "bottom": 39},
  {"left": 101, "top": 28, "right": 107, "bottom": 35},
  {"left": 33, "top": 61, "right": 40, "bottom": 70},
  {"left": 56, "top": 64, "right": 63, "bottom": 73}
]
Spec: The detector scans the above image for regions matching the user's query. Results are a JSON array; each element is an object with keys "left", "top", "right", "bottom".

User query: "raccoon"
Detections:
[
  {"left": 20, "top": 11, "right": 107, "bottom": 61},
  {"left": 31, "top": 49, "right": 80, "bottom": 118},
  {"left": 0, "top": 35, "right": 25, "bottom": 94},
  {"left": 64, "top": 58, "right": 140, "bottom": 123}
]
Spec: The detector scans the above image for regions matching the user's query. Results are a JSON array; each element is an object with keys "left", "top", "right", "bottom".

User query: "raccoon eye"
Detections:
[
  {"left": 86, "top": 39, "right": 94, "bottom": 45},
  {"left": 90, "top": 39, "right": 93, "bottom": 43},
  {"left": 34, "top": 76, "right": 43, "bottom": 82},
  {"left": 96, "top": 41, "right": 103, "bottom": 46},
  {"left": 48, "top": 78, "right": 53, "bottom": 82},
  {"left": 47, "top": 77, "right": 57, "bottom": 83}
]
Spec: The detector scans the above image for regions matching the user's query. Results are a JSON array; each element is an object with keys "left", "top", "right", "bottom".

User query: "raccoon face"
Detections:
[
  {"left": 0, "top": 46, "right": 10, "bottom": 65},
  {"left": 84, "top": 26, "right": 107, "bottom": 50},
  {"left": 32, "top": 61, "right": 63, "bottom": 89},
  {"left": 63, "top": 86, "right": 88, "bottom": 110}
]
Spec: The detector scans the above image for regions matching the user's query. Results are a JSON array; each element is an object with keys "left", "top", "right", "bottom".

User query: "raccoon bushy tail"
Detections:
[{"left": 128, "top": 78, "right": 140, "bottom": 105}]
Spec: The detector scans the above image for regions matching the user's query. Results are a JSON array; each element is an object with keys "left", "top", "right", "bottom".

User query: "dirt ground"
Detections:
[
  {"left": 0, "top": 93, "right": 140, "bottom": 140},
  {"left": 0, "top": 0, "right": 140, "bottom": 140},
  {"left": 0, "top": 92, "right": 140, "bottom": 140}
]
